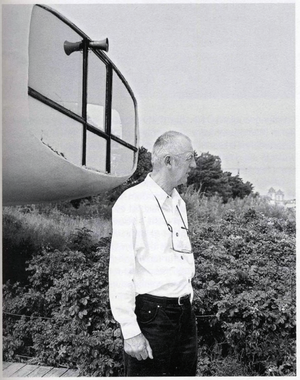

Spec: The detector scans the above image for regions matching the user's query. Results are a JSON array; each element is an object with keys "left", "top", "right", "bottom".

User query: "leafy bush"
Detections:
[
  {"left": 3, "top": 191, "right": 296, "bottom": 376},
  {"left": 191, "top": 205, "right": 296, "bottom": 376},
  {"left": 3, "top": 231, "right": 123, "bottom": 376}
]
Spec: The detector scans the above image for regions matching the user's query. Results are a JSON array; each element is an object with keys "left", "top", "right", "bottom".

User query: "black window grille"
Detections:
[{"left": 28, "top": 4, "right": 138, "bottom": 175}]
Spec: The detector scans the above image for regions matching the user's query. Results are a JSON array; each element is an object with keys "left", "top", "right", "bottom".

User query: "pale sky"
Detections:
[{"left": 31, "top": 2, "right": 298, "bottom": 199}]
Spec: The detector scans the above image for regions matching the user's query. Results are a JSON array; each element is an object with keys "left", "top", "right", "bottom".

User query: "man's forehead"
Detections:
[
  {"left": 181, "top": 139, "right": 193, "bottom": 151},
  {"left": 166, "top": 135, "right": 193, "bottom": 154}
]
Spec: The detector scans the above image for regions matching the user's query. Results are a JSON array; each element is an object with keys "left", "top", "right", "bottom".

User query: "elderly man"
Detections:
[{"left": 109, "top": 131, "right": 198, "bottom": 376}]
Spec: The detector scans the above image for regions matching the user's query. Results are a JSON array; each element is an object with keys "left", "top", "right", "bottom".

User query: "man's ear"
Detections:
[{"left": 164, "top": 155, "right": 172, "bottom": 167}]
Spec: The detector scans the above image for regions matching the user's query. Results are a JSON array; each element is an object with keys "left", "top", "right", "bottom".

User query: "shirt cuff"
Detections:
[{"left": 121, "top": 321, "right": 142, "bottom": 340}]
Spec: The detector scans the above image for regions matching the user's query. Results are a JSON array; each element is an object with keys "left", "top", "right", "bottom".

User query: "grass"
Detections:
[{"left": 3, "top": 205, "right": 112, "bottom": 250}]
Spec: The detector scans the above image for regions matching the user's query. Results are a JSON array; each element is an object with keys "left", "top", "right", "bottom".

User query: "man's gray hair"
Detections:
[{"left": 152, "top": 131, "right": 191, "bottom": 169}]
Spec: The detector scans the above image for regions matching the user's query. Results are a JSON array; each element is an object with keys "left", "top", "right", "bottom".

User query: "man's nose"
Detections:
[{"left": 190, "top": 157, "right": 197, "bottom": 169}]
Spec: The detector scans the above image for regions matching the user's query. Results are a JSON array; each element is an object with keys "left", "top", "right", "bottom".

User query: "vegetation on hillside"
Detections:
[{"left": 3, "top": 193, "right": 295, "bottom": 376}]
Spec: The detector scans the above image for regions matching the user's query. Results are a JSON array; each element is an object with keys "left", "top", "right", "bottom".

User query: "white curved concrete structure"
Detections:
[{"left": 2, "top": 4, "right": 138, "bottom": 205}]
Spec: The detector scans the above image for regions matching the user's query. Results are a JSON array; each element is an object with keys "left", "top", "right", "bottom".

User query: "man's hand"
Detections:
[{"left": 124, "top": 333, "right": 153, "bottom": 361}]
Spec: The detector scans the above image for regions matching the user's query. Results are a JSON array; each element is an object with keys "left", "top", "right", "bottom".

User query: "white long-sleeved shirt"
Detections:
[{"left": 109, "top": 174, "right": 195, "bottom": 339}]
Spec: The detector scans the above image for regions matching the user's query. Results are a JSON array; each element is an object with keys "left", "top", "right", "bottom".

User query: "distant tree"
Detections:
[
  {"left": 226, "top": 173, "right": 254, "bottom": 199},
  {"left": 187, "top": 152, "right": 230, "bottom": 196},
  {"left": 187, "top": 152, "right": 253, "bottom": 202}
]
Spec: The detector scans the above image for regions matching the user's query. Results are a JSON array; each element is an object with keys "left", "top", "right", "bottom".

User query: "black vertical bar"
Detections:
[
  {"left": 105, "top": 65, "right": 113, "bottom": 173},
  {"left": 81, "top": 39, "right": 88, "bottom": 166}
]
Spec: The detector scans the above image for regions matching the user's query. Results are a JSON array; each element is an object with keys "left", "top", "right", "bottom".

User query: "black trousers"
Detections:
[{"left": 124, "top": 293, "right": 198, "bottom": 376}]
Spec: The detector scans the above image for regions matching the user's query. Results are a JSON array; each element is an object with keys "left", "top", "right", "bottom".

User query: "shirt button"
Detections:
[
  {"left": 181, "top": 256, "right": 183, "bottom": 260},
  {"left": 176, "top": 232, "right": 179, "bottom": 237},
  {"left": 188, "top": 279, "right": 191, "bottom": 283}
]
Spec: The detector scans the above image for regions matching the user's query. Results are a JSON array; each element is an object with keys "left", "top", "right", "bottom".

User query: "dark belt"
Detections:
[{"left": 136, "top": 293, "right": 191, "bottom": 306}]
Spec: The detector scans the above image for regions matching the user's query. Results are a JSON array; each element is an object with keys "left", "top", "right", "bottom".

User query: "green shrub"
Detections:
[
  {"left": 3, "top": 231, "right": 123, "bottom": 376},
  {"left": 3, "top": 192, "right": 296, "bottom": 376},
  {"left": 191, "top": 206, "right": 296, "bottom": 375}
]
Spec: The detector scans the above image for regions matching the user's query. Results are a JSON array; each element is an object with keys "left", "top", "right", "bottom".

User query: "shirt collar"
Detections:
[{"left": 144, "top": 173, "right": 181, "bottom": 206}]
